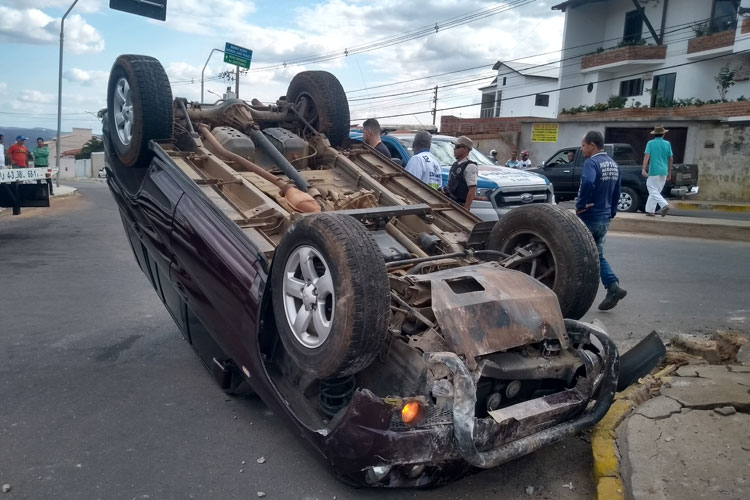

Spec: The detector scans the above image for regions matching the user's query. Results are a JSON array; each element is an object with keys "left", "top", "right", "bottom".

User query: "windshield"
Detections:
[{"left": 395, "top": 137, "right": 495, "bottom": 167}]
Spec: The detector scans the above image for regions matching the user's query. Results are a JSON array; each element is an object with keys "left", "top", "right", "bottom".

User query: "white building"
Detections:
[
  {"left": 553, "top": 0, "right": 750, "bottom": 112},
  {"left": 480, "top": 61, "right": 560, "bottom": 118}
]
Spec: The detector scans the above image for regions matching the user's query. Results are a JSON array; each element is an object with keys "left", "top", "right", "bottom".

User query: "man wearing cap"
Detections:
[
  {"left": 405, "top": 130, "right": 442, "bottom": 189},
  {"left": 443, "top": 135, "right": 478, "bottom": 210},
  {"left": 642, "top": 125, "right": 673, "bottom": 216},
  {"left": 518, "top": 150, "right": 531, "bottom": 169},
  {"left": 34, "top": 137, "right": 53, "bottom": 195},
  {"left": 7, "top": 136, "right": 30, "bottom": 168}
]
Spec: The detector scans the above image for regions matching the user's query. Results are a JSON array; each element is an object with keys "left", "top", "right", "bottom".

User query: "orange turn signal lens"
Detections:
[{"left": 401, "top": 401, "right": 424, "bottom": 425}]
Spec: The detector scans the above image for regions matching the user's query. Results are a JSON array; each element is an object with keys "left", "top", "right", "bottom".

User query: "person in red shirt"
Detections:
[{"left": 7, "top": 136, "right": 29, "bottom": 168}]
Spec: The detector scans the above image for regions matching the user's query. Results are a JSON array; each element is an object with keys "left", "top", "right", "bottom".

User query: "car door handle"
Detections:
[
  {"left": 173, "top": 281, "right": 187, "bottom": 298},
  {"left": 563, "top": 170, "right": 571, "bottom": 173}
]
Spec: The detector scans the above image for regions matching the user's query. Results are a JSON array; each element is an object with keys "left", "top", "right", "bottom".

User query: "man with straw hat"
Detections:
[{"left": 642, "top": 125, "right": 673, "bottom": 216}]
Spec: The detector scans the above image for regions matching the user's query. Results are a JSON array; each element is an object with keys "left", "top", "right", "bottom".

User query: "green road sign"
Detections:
[{"left": 224, "top": 42, "right": 252, "bottom": 69}]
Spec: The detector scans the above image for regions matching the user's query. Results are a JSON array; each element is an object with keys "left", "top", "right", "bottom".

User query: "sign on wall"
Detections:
[{"left": 531, "top": 123, "right": 559, "bottom": 143}]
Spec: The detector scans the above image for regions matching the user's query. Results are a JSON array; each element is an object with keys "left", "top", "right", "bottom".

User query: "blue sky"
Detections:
[{"left": 0, "top": 0, "right": 563, "bottom": 133}]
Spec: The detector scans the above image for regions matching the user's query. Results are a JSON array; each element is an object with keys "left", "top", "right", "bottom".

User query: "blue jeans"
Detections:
[{"left": 583, "top": 219, "right": 618, "bottom": 289}]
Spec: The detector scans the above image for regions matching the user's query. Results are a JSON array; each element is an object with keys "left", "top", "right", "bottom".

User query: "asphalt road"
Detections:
[{"left": 1, "top": 183, "right": 748, "bottom": 500}]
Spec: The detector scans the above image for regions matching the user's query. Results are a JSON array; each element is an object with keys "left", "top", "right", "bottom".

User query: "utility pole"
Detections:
[
  {"left": 235, "top": 65, "right": 239, "bottom": 98},
  {"left": 56, "top": 0, "right": 79, "bottom": 188},
  {"left": 431, "top": 85, "right": 438, "bottom": 126}
]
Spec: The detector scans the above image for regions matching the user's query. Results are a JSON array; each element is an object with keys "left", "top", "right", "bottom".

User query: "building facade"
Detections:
[
  {"left": 553, "top": 0, "right": 750, "bottom": 112},
  {"left": 480, "top": 61, "right": 559, "bottom": 118}
]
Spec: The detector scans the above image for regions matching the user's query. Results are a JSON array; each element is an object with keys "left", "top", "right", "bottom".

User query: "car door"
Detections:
[
  {"left": 129, "top": 159, "right": 187, "bottom": 333},
  {"left": 170, "top": 190, "right": 267, "bottom": 370},
  {"left": 540, "top": 148, "right": 578, "bottom": 197}
]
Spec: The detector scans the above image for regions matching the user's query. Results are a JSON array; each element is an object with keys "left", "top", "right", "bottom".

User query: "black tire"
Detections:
[
  {"left": 487, "top": 204, "right": 599, "bottom": 320},
  {"left": 271, "top": 214, "right": 390, "bottom": 378},
  {"left": 617, "top": 186, "right": 640, "bottom": 213},
  {"left": 286, "top": 71, "right": 350, "bottom": 148},
  {"left": 106, "top": 54, "right": 173, "bottom": 167}
]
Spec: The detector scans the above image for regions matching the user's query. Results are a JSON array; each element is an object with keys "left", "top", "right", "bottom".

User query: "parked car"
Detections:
[
  {"left": 525, "top": 143, "right": 699, "bottom": 212},
  {"left": 350, "top": 131, "right": 555, "bottom": 221},
  {"left": 102, "top": 55, "right": 661, "bottom": 489}
]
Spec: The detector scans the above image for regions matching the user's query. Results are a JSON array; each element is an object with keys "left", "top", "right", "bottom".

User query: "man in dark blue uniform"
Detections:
[{"left": 576, "top": 131, "right": 627, "bottom": 311}]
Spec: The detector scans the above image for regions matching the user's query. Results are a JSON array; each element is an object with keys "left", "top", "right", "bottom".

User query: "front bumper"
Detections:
[
  {"left": 671, "top": 185, "right": 699, "bottom": 197},
  {"left": 324, "top": 320, "right": 619, "bottom": 487}
]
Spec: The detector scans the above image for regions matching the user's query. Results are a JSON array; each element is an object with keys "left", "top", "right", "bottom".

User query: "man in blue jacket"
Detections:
[{"left": 576, "top": 131, "right": 627, "bottom": 311}]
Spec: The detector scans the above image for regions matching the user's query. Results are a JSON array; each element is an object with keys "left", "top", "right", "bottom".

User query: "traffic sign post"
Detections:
[{"left": 224, "top": 43, "right": 252, "bottom": 69}]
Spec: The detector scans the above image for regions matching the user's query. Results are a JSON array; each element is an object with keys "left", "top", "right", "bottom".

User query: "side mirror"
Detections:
[{"left": 391, "top": 158, "right": 403, "bottom": 167}]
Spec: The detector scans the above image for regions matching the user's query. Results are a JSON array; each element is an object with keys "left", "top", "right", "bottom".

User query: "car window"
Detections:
[
  {"left": 613, "top": 145, "right": 638, "bottom": 165},
  {"left": 546, "top": 149, "right": 577, "bottom": 166},
  {"left": 395, "top": 137, "right": 414, "bottom": 155},
  {"left": 430, "top": 139, "right": 495, "bottom": 167}
]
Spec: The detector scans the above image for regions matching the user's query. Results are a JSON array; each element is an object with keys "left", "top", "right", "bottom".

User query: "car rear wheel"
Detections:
[
  {"left": 487, "top": 204, "right": 600, "bottom": 320},
  {"left": 286, "top": 71, "right": 350, "bottom": 148},
  {"left": 106, "top": 54, "right": 173, "bottom": 167},
  {"left": 271, "top": 214, "right": 390, "bottom": 378},
  {"left": 617, "top": 186, "right": 640, "bottom": 213}
]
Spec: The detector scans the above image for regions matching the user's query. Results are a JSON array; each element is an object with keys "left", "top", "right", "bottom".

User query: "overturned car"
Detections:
[{"left": 103, "top": 54, "right": 640, "bottom": 487}]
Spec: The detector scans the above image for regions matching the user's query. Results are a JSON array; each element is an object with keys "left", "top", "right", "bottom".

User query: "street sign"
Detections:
[
  {"left": 224, "top": 42, "right": 252, "bottom": 69},
  {"left": 110, "top": 0, "right": 167, "bottom": 21}
]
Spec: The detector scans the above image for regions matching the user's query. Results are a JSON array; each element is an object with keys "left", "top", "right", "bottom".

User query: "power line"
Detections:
[{"left": 350, "top": 48, "right": 750, "bottom": 121}]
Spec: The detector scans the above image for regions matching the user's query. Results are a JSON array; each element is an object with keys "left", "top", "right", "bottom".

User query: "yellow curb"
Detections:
[
  {"left": 597, "top": 476, "right": 625, "bottom": 500},
  {"left": 673, "top": 201, "right": 750, "bottom": 212},
  {"left": 591, "top": 365, "right": 676, "bottom": 500}
]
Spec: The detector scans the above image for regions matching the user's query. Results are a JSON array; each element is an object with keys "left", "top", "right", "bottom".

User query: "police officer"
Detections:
[{"left": 442, "top": 136, "right": 478, "bottom": 210}]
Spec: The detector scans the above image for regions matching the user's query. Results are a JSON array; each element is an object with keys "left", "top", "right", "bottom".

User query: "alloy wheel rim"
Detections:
[
  {"left": 282, "top": 245, "right": 335, "bottom": 348},
  {"left": 113, "top": 77, "right": 133, "bottom": 146}
]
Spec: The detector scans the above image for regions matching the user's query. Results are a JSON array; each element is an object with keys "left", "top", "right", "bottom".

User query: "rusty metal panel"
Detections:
[{"left": 414, "top": 262, "right": 567, "bottom": 366}]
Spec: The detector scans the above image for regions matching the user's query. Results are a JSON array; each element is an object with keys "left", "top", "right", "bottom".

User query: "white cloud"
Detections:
[
  {"left": 163, "top": 0, "right": 257, "bottom": 36},
  {"left": 0, "top": 7, "right": 103, "bottom": 53},
  {"left": 19, "top": 90, "right": 56, "bottom": 104},
  {"left": 64, "top": 68, "right": 109, "bottom": 85}
]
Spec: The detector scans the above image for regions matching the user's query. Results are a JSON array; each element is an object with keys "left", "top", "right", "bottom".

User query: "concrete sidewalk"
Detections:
[
  {"left": 609, "top": 211, "right": 750, "bottom": 242},
  {"left": 618, "top": 365, "right": 750, "bottom": 500}
]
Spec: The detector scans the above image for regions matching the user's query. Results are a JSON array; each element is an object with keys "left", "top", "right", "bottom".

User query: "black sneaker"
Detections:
[
  {"left": 598, "top": 283, "right": 627, "bottom": 311},
  {"left": 659, "top": 205, "right": 670, "bottom": 217}
]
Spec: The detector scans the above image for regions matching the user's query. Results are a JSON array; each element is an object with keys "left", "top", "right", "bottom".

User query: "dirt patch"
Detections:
[{"left": 0, "top": 193, "right": 85, "bottom": 220}]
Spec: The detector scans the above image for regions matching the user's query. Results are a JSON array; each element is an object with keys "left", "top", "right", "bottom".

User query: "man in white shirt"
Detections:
[
  {"left": 405, "top": 130, "right": 442, "bottom": 189},
  {"left": 518, "top": 150, "right": 532, "bottom": 169}
]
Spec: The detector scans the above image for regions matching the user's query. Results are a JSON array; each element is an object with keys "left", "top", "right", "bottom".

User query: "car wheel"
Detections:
[
  {"left": 617, "top": 186, "right": 640, "bottom": 213},
  {"left": 487, "top": 204, "right": 599, "bottom": 320},
  {"left": 106, "top": 54, "right": 173, "bottom": 167},
  {"left": 271, "top": 214, "right": 390, "bottom": 378},
  {"left": 286, "top": 71, "right": 350, "bottom": 148}
]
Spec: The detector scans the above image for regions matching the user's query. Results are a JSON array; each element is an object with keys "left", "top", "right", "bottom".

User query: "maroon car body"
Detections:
[{"left": 101, "top": 54, "right": 639, "bottom": 488}]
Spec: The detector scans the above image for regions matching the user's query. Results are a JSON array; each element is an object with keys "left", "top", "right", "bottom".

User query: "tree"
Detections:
[
  {"left": 75, "top": 137, "right": 104, "bottom": 160},
  {"left": 715, "top": 64, "right": 739, "bottom": 101}
]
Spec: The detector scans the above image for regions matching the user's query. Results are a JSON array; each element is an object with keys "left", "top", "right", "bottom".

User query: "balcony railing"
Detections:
[
  {"left": 581, "top": 45, "right": 667, "bottom": 71},
  {"left": 687, "top": 29, "right": 736, "bottom": 55}
]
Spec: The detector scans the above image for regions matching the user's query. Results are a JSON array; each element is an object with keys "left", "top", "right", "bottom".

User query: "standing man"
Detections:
[
  {"left": 642, "top": 125, "right": 673, "bottom": 217},
  {"left": 361, "top": 118, "right": 391, "bottom": 158},
  {"left": 443, "top": 135, "right": 478, "bottom": 210},
  {"left": 576, "top": 131, "right": 627, "bottom": 311},
  {"left": 505, "top": 150, "right": 520, "bottom": 168},
  {"left": 33, "top": 137, "right": 53, "bottom": 195},
  {"left": 518, "top": 150, "right": 531, "bottom": 169},
  {"left": 7, "top": 136, "right": 30, "bottom": 168},
  {"left": 0, "top": 134, "right": 5, "bottom": 169},
  {"left": 405, "top": 130, "right": 442, "bottom": 189}
]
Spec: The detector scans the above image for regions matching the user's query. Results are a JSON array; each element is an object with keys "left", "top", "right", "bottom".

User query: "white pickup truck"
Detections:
[{"left": 0, "top": 167, "right": 57, "bottom": 215}]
